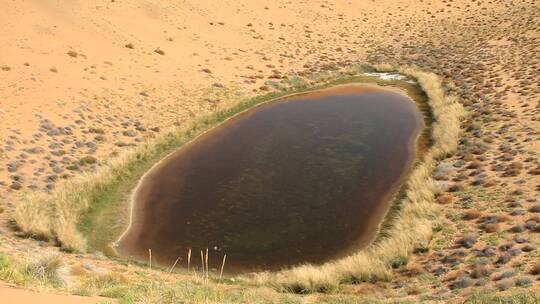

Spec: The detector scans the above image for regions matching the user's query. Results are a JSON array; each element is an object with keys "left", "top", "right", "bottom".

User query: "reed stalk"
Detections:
[
  {"left": 219, "top": 254, "right": 227, "bottom": 283},
  {"left": 205, "top": 248, "right": 209, "bottom": 281},
  {"left": 200, "top": 250, "right": 205, "bottom": 278},
  {"left": 168, "top": 257, "right": 181, "bottom": 273},
  {"left": 187, "top": 248, "right": 192, "bottom": 272},
  {"left": 148, "top": 249, "right": 152, "bottom": 270}
]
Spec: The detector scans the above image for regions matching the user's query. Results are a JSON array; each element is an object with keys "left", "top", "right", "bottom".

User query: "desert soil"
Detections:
[
  {"left": 0, "top": 282, "right": 107, "bottom": 304},
  {"left": 0, "top": 0, "right": 539, "bottom": 302}
]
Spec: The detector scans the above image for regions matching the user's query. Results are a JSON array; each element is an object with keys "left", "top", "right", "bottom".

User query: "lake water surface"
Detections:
[{"left": 117, "top": 84, "right": 425, "bottom": 272}]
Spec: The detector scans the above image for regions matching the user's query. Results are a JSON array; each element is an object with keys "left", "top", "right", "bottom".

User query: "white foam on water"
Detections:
[{"left": 363, "top": 72, "right": 417, "bottom": 84}]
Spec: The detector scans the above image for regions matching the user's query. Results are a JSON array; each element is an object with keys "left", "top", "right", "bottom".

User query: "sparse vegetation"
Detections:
[{"left": 67, "top": 50, "right": 78, "bottom": 58}]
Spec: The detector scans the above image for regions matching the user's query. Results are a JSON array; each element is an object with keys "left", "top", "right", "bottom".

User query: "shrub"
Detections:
[{"left": 464, "top": 209, "right": 482, "bottom": 220}]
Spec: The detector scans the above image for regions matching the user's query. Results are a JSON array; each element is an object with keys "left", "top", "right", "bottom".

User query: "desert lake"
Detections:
[{"left": 116, "top": 83, "right": 427, "bottom": 272}]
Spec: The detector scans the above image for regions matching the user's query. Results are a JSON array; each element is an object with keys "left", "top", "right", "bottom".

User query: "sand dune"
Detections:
[{"left": 0, "top": 0, "right": 538, "bottom": 302}]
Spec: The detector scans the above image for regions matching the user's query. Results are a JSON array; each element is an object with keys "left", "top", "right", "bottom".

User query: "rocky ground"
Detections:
[{"left": 0, "top": 0, "right": 539, "bottom": 302}]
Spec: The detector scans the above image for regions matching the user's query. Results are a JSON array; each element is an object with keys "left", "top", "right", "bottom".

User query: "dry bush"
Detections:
[
  {"left": 529, "top": 262, "right": 540, "bottom": 275},
  {"left": 468, "top": 160, "right": 483, "bottom": 169},
  {"left": 464, "top": 209, "right": 482, "bottom": 220},
  {"left": 470, "top": 265, "right": 491, "bottom": 279},
  {"left": 484, "top": 223, "right": 501, "bottom": 233},
  {"left": 436, "top": 193, "right": 454, "bottom": 204},
  {"left": 371, "top": 63, "right": 395, "bottom": 72},
  {"left": 23, "top": 254, "right": 63, "bottom": 286},
  {"left": 13, "top": 192, "right": 53, "bottom": 241},
  {"left": 498, "top": 213, "right": 510, "bottom": 222},
  {"left": 67, "top": 50, "right": 78, "bottom": 58}
]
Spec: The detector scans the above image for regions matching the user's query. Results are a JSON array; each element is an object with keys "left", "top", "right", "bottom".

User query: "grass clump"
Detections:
[
  {"left": 74, "top": 272, "right": 129, "bottom": 298},
  {"left": 464, "top": 291, "right": 540, "bottom": 304},
  {"left": 0, "top": 253, "right": 25, "bottom": 284},
  {"left": 22, "top": 255, "right": 64, "bottom": 287},
  {"left": 78, "top": 156, "right": 98, "bottom": 166},
  {"left": 0, "top": 253, "right": 63, "bottom": 287}
]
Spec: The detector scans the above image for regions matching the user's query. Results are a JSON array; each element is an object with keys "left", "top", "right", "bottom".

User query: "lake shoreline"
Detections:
[{"left": 116, "top": 82, "right": 430, "bottom": 272}]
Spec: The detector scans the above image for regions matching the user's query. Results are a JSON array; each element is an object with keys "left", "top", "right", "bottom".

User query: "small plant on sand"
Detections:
[
  {"left": 22, "top": 255, "right": 63, "bottom": 287},
  {"left": 0, "top": 253, "right": 63, "bottom": 287},
  {"left": 464, "top": 291, "right": 540, "bottom": 304}
]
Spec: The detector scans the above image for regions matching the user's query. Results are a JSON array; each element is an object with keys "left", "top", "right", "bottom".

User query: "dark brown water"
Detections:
[{"left": 117, "top": 84, "right": 425, "bottom": 273}]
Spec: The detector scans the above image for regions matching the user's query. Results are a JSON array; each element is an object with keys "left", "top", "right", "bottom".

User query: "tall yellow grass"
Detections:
[{"left": 251, "top": 66, "right": 467, "bottom": 292}]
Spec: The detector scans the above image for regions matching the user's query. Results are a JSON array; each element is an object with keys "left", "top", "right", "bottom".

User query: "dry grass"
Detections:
[
  {"left": 464, "top": 291, "right": 540, "bottom": 304},
  {"left": 252, "top": 66, "right": 467, "bottom": 292},
  {"left": 464, "top": 209, "right": 482, "bottom": 220},
  {"left": 436, "top": 193, "right": 453, "bottom": 204}
]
